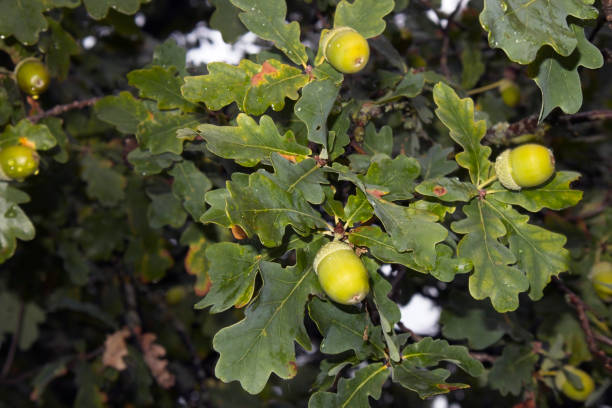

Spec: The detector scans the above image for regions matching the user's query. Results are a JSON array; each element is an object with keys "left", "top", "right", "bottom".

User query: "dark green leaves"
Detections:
[
  {"left": 309, "top": 363, "right": 389, "bottom": 408},
  {"left": 213, "top": 252, "right": 318, "bottom": 394},
  {"left": 451, "top": 200, "right": 528, "bottom": 312},
  {"left": 479, "top": 0, "right": 598, "bottom": 64},
  {"left": 433, "top": 82, "right": 491, "bottom": 185},
  {"left": 196, "top": 114, "right": 311, "bottom": 167},
  {"left": 0, "top": 183, "right": 34, "bottom": 263},
  {"left": 0, "top": 0, "right": 47, "bottom": 45},
  {"left": 95, "top": 92, "right": 149, "bottom": 134},
  {"left": 128, "top": 66, "right": 196, "bottom": 112},
  {"left": 334, "top": 0, "right": 395, "bottom": 38},
  {"left": 393, "top": 338, "right": 484, "bottom": 399},
  {"left": 225, "top": 172, "right": 328, "bottom": 247},
  {"left": 195, "top": 243, "right": 261, "bottom": 313},
  {"left": 488, "top": 344, "right": 537, "bottom": 396},
  {"left": 294, "top": 79, "right": 340, "bottom": 149},
  {"left": 229, "top": 0, "right": 308, "bottom": 66}
]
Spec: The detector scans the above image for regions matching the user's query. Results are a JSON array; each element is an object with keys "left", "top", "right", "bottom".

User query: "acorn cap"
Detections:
[
  {"left": 313, "top": 240, "right": 354, "bottom": 275},
  {"left": 494, "top": 148, "right": 521, "bottom": 191}
]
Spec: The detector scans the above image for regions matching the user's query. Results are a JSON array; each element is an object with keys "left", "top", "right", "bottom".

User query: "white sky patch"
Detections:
[
  {"left": 134, "top": 12, "right": 146, "bottom": 28},
  {"left": 427, "top": 0, "right": 467, "bottom": 28},
  {"left": 174, "top": 22, "right": 262, "bottom": 66},
  {"left": 82, "top": 35, "right": 97, "bottom": 50},
  {"left": 399, "top": 293, "right": 441, "bottom": 335},
  {"left": 432, "top": 396, "right": 449, "bottom": 408}
]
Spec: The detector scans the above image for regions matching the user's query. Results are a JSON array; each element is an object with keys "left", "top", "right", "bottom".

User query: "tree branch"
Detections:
[
  {"left": 27, "top": 97, "right": 101, "bottom": 123},
  {"left": 602, "top": 0, "right": 612, "bottom": 29},
  {"left": 554, "top": 277, "right": 612, "bottom": 373},
  {"left": 1, "top": 301, "right": 25, "bottom": 378},
  {"left": 485, "top": 110, "right": 612, "bottom": 144}
]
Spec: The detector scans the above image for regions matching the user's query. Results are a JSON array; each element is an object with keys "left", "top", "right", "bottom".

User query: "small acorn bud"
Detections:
[
  {"left": 499, "top": 79, "right": 520, "bottom": 107},
  {"left": 554, "top": 366, "right": 595, "bottom": 402},
  {"left": 494, "top": 144, "right": 555, "bottom": 190},
  {"left": 590, "top": 261, "right": 612, "bottom": 302},
  {"left": 313, "top": 241, "right": 369, "bottom": 305},
  {"left": 323, "top": 27, "right": 370, "bottom": 74}
]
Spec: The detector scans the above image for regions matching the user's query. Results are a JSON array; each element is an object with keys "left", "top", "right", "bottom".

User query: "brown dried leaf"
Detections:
[
  {"left": 102, "top": 328, "right": 130, "bottom": 371},
  {"left": 139, "top": 332, "right": 175, "bottom": 389}
]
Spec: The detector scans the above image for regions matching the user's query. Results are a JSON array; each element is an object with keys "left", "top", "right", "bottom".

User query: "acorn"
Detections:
[
  {"left": 313, "top": 241, "right": 369, "bottom": 305},
  {"left": 494, "top": 144, "right": 555, "bottom": 190},
  {"left": 322, "top": 27, "right": 370, "bottom": 74}
]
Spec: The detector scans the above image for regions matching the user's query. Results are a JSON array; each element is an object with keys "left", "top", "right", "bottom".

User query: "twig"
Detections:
[
  {"left": 27, "top": 97, "right": 101, "bottom": 123},
  {"left": 485, "top": 110, "right": 612, "bottom": 143},
  {"left": 439, "top": 0, "right": 463, "bottom": 78},
  {"left": 1, "top": 301, "right": 25, "bottom": 378},
  {"left": 554, "top": 277, "right": 612, "bottom": 373},
  {"left": 603, "top": 0, "right": 612, "bottom": 29},
  {"left": 595, "top": 332, "right": 612, "bottom": 347}
]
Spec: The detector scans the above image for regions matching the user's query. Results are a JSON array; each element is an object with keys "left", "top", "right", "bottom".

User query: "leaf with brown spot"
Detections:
[{"left": 250, "top": 61, "right": 278, "bottom": 86}]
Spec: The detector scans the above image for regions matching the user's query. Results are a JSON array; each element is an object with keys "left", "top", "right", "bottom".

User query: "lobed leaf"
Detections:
[
  {"left": 128, "top": 66, "right": 197, "bottom": 112},
  {"left": 451, "top": 200, "right": 528, "bottom": 312},
  {"left": 0, "top": 183, "right": 34, "bottom": 263},
  {"left": 433, "top": 82, "right": 491, "bottom": 185},
  {"left": 488, "top": 344, "right": 537, "bottom": 396},
  {"left": 479, "top": 0, "right": 598, "bottom": 64},
  {"left": 0, "top": 0, "right": 47, "bottom": 45},
  {"left": 213, "top": 251, "right": 319, "bottom": 394},
  {"left": 334, "top": 0, "right": 395, "bottom": 38},
  {"left": 294, "top": 79, "right": 340, "bottom": 149},
  {"left": 229, "top": 0, "right": 308, "bottom": 66},
  {"left": 196, "top": 114, "right": 311, "bottom": 167}
]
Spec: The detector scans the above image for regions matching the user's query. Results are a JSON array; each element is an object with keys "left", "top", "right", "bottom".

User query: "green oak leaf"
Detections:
[
  {"left": 41, "top": 0, "right": 81, "bottom": 8},
  {"left": 433, "top": 82, "right": 491, "bottom": 185},
  {"left": 334, "top": 0, "right": 395, "bottom": 38},
  {"left": 152, "top": 38, "right": 187, "bottom": 77},
  {"left": 210, "top": 0, "right": 247, "bottom": 43},
  {"left": 182, "top": 59, "right": 259, "bottom": 110},
  {"left": 368, "top": 197, "right": 448, "bottom": 269},
  {"left": 127, "top": 148, "right": 181, "bottom": 176},
  {"left": 294, "top": 79, "right": 340, "bottom": 149},
  {"left": 408, "top": 200, "right": 456, "bottom": 222},
  {"left": 375, "top": 71, "right": 425, "bottom": 104},
  {"left": 309, "top": 363, "right": 389, "bottom": 408},
  {"left": 487, "top": 171, "right": 583, "bottom": 212},
  {"left": 213, "top": 250, "right": 318, "bottom": 394},
  {"left": 136, "top": 112, "right": 200, "bottom": 155},
  {"left": 0, "top": 0, "right": 47, "bottom": 45},
  {"left": 441, "top": 308, "right": 505, "bottom": 350},
  {"left": 360, "top": 155, "right": 421, "bottom": 201},
  {"left": 365, "top": 257, "right": 402, "bottom": 362},
  {"left": 362, "top": 123, "right": 393, "bottom": 157},
  {"left": 226, "top": 172, "right": 328, "bottom": 247},
  {"left": 169, "top": 161, "right": 212, "bottom": 220},
  {"left": 393, "top": 337, "right": 484, "bottom": 399},
  {"left": 41, "top": 117, "right": 68, "bottom": 163},
  {"left": 451, "top": 200, "right": 528, "bottom": 312},
  {"left": 0, "top": 119, "right": 56, "bottom": 150},
  {"left": 488, "top": 344, "right": 537, "bottom": 396},
  {"left": 343, "top": 189, "right": 373, "bottom": 228},
  {"left": 418, "top": 144, "right": 457, "bottom": 179},
  {"left": 147, "top": 192, "right": 187, "bottom": 229},
  {"left": 200, "top": 188, "right": 231, "bottom": 228},
  {"left": 229, "top": 0, "right": 308, "bottom": 66},
  {"left": 127, "top": 66, "right": 196, "bottom": 112},
  {"left": 196, "top": 114, "right": 311, "bottom": 167},
  {"left": 83, "top": 0, "right": 146, "bottom": 20},
  {"left": 195, "top": 242, "right": 261, "bottom": 313},
  {"left": 42, "top": 19, "right": 79, "bottom": 80},
  {"left": 80, "top": 155, "right": 126, "bottom": 207},
  {"left": 95, "top": 91, "right": 149, "bottom": 134},
  {"left": 0, "top": 183, "right": 34, "bottom": 263},
  {"left": 479, "top": 0, "right": 598, "bottom": 64},
  {"left": 308, "top": 297, "right": 386, "bottom": 359},
  {"left": 528, "top": 24, "right": 603, "bottom": 121},
  {"left": 461, "top": 45, "right": 485, "bottom": 89},
  {"left": 349, "top": 225, "right": 421, "bottom": 271},
  {"left": 261, "top": 153, "right": 327, "bottom": 205},
  {"left": 486, "top": 199, "right": 570, "bottom": 301},
  {"left": 416, "top": 177, "right": 479, "bottom": 202}
]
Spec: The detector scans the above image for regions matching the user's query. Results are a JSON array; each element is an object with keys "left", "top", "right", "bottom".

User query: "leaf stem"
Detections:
[
  {"left": 466, "top": 79, "right": 504, "bottom": 96},
  {"left": 477, "top": 175, "right": 497, "bottom": 190}
]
